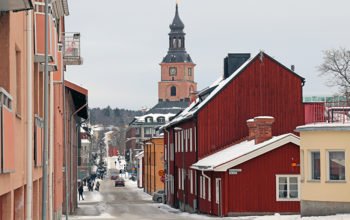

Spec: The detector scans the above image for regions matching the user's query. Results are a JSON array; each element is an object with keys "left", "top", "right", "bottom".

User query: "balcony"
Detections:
[
  {"left": 63, "top": 32, "right": 83, "bottom": 65},
  {"left": 0, "top": 0, "right": 33, "bottom": 12}
]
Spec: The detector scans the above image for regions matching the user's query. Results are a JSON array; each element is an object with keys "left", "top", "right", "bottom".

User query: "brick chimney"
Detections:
[
  {"left": 189, "top": 91, "right": 198, "bottom": 104},
  {"left": 254, "top": 116, "right": 275, "bottom": 144},
  {"left": 246, "top": 119, "right": 257, "bottom": 141}
]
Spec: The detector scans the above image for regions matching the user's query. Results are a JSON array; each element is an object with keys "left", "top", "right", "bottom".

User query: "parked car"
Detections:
[
  {"left": 115, "top": 177, "right": 125, "bottom": 187},
  {"left": 152, "top": 190, "right": 165, "bottom": 203}
]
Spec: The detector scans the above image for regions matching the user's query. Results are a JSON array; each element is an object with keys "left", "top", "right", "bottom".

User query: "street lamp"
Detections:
[{"left": 174, "top": 127, "right": 185, "bottom": 211}]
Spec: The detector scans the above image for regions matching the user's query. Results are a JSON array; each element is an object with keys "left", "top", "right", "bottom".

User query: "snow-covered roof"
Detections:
[
  {"left": 296, "top": 123, "right": 350, "bottom": 131},
  {"left": 191, "top": 133, "right": 300, "bottom": 172},
  {"left": 134, "top": 113, "right": 175, "bottom": 123}
]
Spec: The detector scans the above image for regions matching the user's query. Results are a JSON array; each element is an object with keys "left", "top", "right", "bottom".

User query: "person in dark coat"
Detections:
[{"left": 78, "top": 183, "right": 84, "bottom": 200}]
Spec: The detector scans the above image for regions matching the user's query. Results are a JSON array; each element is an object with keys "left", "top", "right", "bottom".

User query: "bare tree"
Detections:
[{"left": 318, "top": 47, "right": 350, "bottom": 102}]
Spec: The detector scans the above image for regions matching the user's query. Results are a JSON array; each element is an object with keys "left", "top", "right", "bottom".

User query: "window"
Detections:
[
  {"left": 170, "top": 86, "right": 176, "bottom": 96},
  {"left": 178, "top": 168, "right": 181, "bottom": 190},
  {"left": 188, "top": 68, "right": 192, "bottom": 76},
  {"left": 190, "top": 170, "right": 193, "bottom": 194},
  {"left": 194, "top": 171, "right": 197, "bottom": 196},
  {"left": 310, "top": 151, "right": 320, "bottom": 180},
  {"left": 175, "top": 133, "right": 177, "bottom": 153},
  {"left": 189, "top": 128, "right": 193, "bottom": 152},
  {"left": 194, "top": 127, "right": 197, "bottom": 152},
  {"left": 157, "top": 117, "right": 165, "bottom": 123},
  {"left": 178, "top": 38, "right": 182, "bottom": 48},
  {"left": 145, "top": 117, "right": 153, "bottom": 123},
  {"left": 178, "top": 131, "right": 181, "bottom": 152},
  {"left": 185, "top": 129, "right": 188, "bottom": 152},
  {"left": 172, "top": 38, "right": 177, "bottom": 48},
  {"left": 15, "top": 49, "right": 21, "bottom": 115},
  {"left": 144, "top": 127, "right": 154, "bottom": 135},
  {"left": 328, "top": 151, "right": 345, "bottom": 181},
  {"left": 200, "top": 176, "right": 203, "bottom": 198},
  {"left": 181, "top": 130, "right": 184, "bottom": 152},
  {"left": 276, "top": 175, "right": 300, "bottom": 201}
]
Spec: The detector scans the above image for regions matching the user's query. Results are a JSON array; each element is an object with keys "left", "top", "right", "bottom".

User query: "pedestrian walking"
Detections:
[{"left": 78, "top": 183, "right": 84, "bottom": 201}]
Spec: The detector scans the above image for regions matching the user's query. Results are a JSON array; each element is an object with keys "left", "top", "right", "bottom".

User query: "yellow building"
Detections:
[
  {"left": 296, "top": 123, "right": 350, "bottom": 216},
  {"left": 143, "top": 136, "right": 165, "bottom": 195}
]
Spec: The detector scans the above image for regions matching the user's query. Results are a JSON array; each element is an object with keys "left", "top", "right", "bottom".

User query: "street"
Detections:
[{"left": 67, "top": 177, "right": 227, "bottom": 220}]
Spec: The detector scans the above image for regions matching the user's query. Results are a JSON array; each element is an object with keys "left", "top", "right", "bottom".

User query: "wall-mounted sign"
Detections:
[{"left": 229, "top": 169, "right": 242, "bottom": 175}]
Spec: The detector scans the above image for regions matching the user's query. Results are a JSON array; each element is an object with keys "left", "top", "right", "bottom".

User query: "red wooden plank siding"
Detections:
[
  {"left": 197, "top": 56, "right": 304, "bottom": 159},
  {"left": 225, "top": 143, "right": 300, "bottom": 214}
]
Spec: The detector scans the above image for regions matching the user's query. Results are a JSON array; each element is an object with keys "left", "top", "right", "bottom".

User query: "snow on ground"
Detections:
[{"left": 63, "top": 177, "right": 350, "bottom": 220}]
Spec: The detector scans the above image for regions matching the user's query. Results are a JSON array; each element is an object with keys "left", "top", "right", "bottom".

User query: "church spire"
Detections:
[{"left": 162, "top": 3, "right": 193, "bottom": 63}]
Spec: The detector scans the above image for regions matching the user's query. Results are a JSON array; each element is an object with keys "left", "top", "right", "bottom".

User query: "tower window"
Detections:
[
  {"left": 171, "top": 86, "right": 176, "bottom": 96},
  {"left": 178, "top": 39, "right": 182, "bottom": 48},
  {"left": 173, "top": 38, "right": 177, "bottom": 48},
  {"left": 188, "top": 68, "right": 192, "bottom": 76}
]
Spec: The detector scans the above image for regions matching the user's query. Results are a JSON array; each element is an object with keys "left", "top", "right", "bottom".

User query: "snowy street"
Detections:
[{"left": 63, "top": 176, "right": 350, "bottom": 220}]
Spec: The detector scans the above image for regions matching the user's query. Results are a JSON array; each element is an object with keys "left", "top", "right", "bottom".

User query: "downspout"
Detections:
[
  {"left": 25, "top": 9, "right": 33, "bottom": 220},
  {"left": 201, "top": 170, "right": 211, "bottom": 213},
  {"left": 163, "top": 128, "right": 170, "bottom": 204},
  {"left": 63, "top": 77, "right": 68, "bottom": 219},
  {"left": 49, "top": 72, "right": 54, "bottom": 220},
  {"left": 70, "top": 103, "right": 87, "bottom": 210}
]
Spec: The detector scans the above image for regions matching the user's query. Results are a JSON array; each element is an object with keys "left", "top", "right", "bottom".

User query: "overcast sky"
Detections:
[{"left": 65, "top": 0, "right": 350, "bottom": 110}]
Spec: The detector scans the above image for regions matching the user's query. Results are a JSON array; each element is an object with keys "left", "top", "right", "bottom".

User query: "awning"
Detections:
[
  {"left": 65, "top": 80, "right": 88, "bottom": 119},
  {"left": 191, "top": 133, "right": 300, "bottom": 172},
  {"left": 0, "top": 0, "right": 33, "bottom": 12}
]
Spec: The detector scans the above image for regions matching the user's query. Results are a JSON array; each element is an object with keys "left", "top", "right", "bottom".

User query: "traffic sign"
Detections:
[{"left": 160, "top": 175, "right": 165, "bottom": 183}]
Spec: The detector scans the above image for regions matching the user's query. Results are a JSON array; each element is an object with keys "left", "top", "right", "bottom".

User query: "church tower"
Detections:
[{"left": 158, "top": 4, "right": 197, "bottom": 102}]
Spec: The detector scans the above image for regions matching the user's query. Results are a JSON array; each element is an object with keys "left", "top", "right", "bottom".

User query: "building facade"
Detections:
[
  {"left": 296, "top": 123, "right": 350, "bottom": 216},
  {"left": 143, "top": 137, "right": 165, "bottom": 195},
  {"left": 163, "top": 51, "right": 305, "bottom": 215},
  {"left": 0, "top": 1, "right": 85, "bottom": 219}
]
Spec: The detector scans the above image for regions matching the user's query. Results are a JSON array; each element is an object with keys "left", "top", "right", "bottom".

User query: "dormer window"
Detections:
[
  {"left": 145, "top": 117, "right": 153, "bottom": 123},
  {"left": 157, "top": 117, "right": 165, "bottom": 123}
]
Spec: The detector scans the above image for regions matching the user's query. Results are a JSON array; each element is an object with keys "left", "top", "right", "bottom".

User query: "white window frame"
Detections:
[
  {"left": 190, "top": 170, "right": 193, "bottom": 194},
  {"left": 194, "top": 127, "right": 197, "bottom": 152},
  {"left": 178, "top": 132, "right": 181, "bottom": 152},
  {"left": 194, "top": 171, "right": 197, "bottom": 196},
  {"left": 276, "top": 175, "right": 300, "bottom": 201},
  {"left": 200, "top": 176, "right": 202, "bottom": 198},
  {"left": 181, "top": 130, "right": 184, "bottom": 152},
  {"left": 309, "top": 150, "right": 321, "bottom": 181},
  {"left": 178, "top": 168, "right": 181, "bottom": 190},
  {"left": 189, "top": 128, "right": 193, "bottom": 152},
  {"left": 326, "top": 150, "right": 346, "bottom": 182},
  {"left": 175, "top": 133, "right": 177, "bottom": 153},
  {"left": 185, "top": 129, "right": 188, "bottom": 152},
  {"left": 215, "top": 178, "right": 221, "bottom": 204}
]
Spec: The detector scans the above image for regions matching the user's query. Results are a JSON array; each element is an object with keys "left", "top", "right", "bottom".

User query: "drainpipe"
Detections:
[
  {"left": 25, "top": 9, "right": 33, "bottom": 220},
  {"left": 42, "top": 0, "right": 49, "bottom": 218},
  {"left": 70, "top": 103, "right": 87, "bottom": 210},
  {"left": 49, "top": 72, "right": 54, "bottom": 220},
  {"left": 201, "top": 170, "right": 211, "bottom": 213},
  {"left": 63, "top": 76, "right": 68, "bottom": 219},
  {"left": 163, "top": 128, "right": 170, "bottom": 204}
]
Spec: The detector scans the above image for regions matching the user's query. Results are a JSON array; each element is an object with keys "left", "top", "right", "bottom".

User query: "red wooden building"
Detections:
[{"left": 163, "top": 51, "right": 305, "bottom": 216}]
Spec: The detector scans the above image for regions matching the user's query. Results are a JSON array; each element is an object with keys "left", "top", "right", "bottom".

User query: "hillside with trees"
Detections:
[{"left": 89, "top": 106, "right": 143, "bottom": 126}]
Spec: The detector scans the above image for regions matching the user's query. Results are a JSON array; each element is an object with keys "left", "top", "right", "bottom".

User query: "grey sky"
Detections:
[{"left": 65, "top": 0, "right": 350, "bottom": 110}]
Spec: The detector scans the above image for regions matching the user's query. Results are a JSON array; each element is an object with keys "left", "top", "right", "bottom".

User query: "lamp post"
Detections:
[{"left": 174, "top": 127, "right": 185, "bottom": 211}]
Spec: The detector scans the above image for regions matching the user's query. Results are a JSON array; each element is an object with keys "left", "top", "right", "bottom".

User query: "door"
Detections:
[{"left": 216, "top": 178, "right": 222, "bottom": 217}]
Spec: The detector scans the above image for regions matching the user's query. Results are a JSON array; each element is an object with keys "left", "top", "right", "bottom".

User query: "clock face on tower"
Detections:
[{"left": 169, "top": 67, "right": 177, "bottom": 76}]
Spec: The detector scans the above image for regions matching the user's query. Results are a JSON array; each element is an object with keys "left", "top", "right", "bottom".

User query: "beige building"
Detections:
[{"left": 296, "top": 123, "right": 350, "bottom": 216}]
